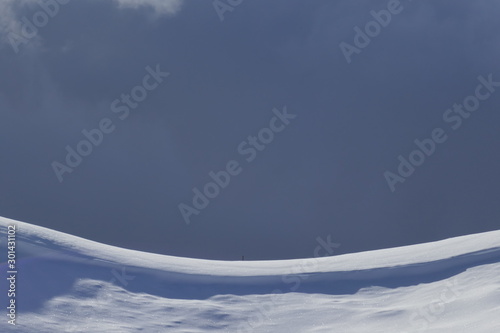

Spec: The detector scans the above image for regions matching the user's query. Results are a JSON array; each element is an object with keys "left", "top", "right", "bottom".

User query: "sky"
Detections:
[{"left": 0, "top": 0, "right": 500, "bottom": 260}]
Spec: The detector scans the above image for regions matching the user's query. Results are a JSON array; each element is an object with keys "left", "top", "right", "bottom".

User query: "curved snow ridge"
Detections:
[{"left": 1, "top": 216, "right": 500, "bottom": 281}]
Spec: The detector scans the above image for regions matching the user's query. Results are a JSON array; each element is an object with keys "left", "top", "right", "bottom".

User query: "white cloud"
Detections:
[
  {"left": 113, "top": 0, "right": 183, "bottom": 15},
  {"left": 0, "top": 1, "right": 19, "bottom": 46},
  {"left": 0, "top": 0, "right": 183, "bottom": 53}
]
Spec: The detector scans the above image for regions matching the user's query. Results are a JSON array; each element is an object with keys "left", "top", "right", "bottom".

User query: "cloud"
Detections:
[
  {"left": 0, "top": 0, "right": 183, "bottom": 52},
  {"left": 113, "top": 0, "right": 183, "bottom": 15}
]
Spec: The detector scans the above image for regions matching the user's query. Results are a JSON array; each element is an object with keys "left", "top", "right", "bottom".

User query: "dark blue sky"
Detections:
[{"left": 1, "top": 0, "right": 500, "bottom": 260}]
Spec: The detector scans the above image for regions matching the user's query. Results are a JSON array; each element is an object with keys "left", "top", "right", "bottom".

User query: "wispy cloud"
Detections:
[
  {"left": 113, "top": 0, "right": 183, "bottom": 15},
  {"left": 0, "top": 0, "right": 183, "bottom": 52}
]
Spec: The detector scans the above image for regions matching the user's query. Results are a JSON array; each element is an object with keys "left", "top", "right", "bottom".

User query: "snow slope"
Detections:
[{"left": 1, "top": 216, "right": 499, "bottom": 332}]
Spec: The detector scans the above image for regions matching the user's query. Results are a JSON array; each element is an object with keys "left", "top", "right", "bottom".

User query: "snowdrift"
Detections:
[{"left": 1, "top": 216, "right": 499, "bottom": 332}]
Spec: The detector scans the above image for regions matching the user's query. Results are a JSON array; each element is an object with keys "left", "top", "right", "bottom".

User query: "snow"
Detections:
[{"left": 1, "top": 216, "right": 500, "bottom": 332}]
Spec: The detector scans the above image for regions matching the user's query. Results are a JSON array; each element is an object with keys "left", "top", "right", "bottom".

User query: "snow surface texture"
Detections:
[{"left": 0, "top": 216, "right": 499, "bottom": 332}]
